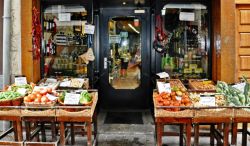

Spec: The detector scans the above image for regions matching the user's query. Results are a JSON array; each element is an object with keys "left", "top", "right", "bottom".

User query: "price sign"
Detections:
[
  {"left": 64, "top": 93, "right": 80, "bottom": 105},
  {"left": 199, "top": 96, "right": 216, "bottom": 106},
  {"left": 84, "top": 24, "right": 95, "bottom": 34},
  {"left": 157, "top": 82, "right": 171, "bottom": 94},
  {"left": 179, "top": 12, "right": 195, "bottom": 21},
  {"left": 15, "top": 77, "right": 27, "bottom": 85},
  {"left": 58, "top": 13, "right": 71, "bottom": 21},
  {"left": 46, "top": 94, "right": 58, "bottom": 101},
  {"left": 17, "top": 88, "right": 27, "bottom": 96}
]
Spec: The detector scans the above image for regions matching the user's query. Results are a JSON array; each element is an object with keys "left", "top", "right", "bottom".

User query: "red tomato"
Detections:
[
  {"left": 29, "top": 94, "right": 36, "bottom": 101},
  {"left": 24, "top": 96, "right": 31, "bottom": 102},
  {"left": 41, "top": 96, "right": 48, "bottom": 103},
  {"left": 47, "top": 88, "right": 52, "bottom": 94},
  {"left": 36, "top": 93, "right": 42, "bottom": 99},
  {"left": 34, "top": 98, "right": 41, "bottom": 103},
  {"left": 39, "top": 89, "right": 47, "bottom": 95}
]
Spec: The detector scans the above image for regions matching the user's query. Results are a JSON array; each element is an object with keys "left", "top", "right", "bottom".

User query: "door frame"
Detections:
[{"left": 98, "top": 7, "right": 152, "bottom": 109}]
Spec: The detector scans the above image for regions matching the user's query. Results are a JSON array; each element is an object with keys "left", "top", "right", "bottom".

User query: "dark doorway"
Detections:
[{"left": 99, "top": 8, "right": 152, "bottom": 109}]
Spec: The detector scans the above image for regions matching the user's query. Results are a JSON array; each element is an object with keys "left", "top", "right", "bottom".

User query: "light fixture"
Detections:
[
  {"left": 128, "top": 23, "right": 139, "bottom": 34},
  {"left": 122, "top": 2, "right": 126, "bottom": 5}
]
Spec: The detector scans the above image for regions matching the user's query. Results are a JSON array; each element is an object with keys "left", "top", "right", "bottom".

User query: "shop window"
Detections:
[{"left": 158, "top": 3, "right": 210, "bottom": 79}]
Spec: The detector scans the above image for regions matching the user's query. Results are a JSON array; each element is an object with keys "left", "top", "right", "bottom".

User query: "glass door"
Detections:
[{"left": 99, "top": 8, "right": 151, "bottom": 109}]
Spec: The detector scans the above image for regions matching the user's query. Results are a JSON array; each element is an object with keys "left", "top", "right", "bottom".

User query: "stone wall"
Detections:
[{"left": 10, "top": 0, "right": 22, "bottom": 82}]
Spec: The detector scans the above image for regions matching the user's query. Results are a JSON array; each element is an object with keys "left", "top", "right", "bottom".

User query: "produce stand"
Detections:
[{"left": 56, "top": 91, "right": 98, "bottom": 146}]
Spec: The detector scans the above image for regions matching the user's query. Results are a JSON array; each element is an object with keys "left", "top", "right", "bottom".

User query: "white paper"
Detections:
[
  {"left": 157, "top": 82, "right": 171, "bottom": 94},
  {"left": 199, "top": 96, "right": 216, "bottom": 106},
  {"left": 17, "top": 88, "right": 27, "bottom": 96},
  {"left": 58, "top": 13, "right": 71, "bottom": 21},
  {"left": 64, "top": 93, "right": 80, "bottom": 105},
  {"left": 232, "top": 83, "right": 246, "bottom": 93},
  {"left": 45, "top": 78, "right": 57, "bottom": 83},
  {"left": 156, "top": 72, "right": 169, "bottom": 78},
  {"left": 84, "top": 24, "right": 95, "bottom": 34},
  {"left": 179, "top": 12, "right": 195, "bottom": 21},
  {"left": 46, "top": 93, "right": 58, "bottom": 101},
  {"left": 15, "top": 77, "right": 27, "bottom": 86},
  {"left": 60, "top": 81, "right": 71, "bottom": 87}
]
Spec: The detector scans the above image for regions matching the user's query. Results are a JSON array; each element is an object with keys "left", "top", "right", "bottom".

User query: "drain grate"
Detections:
[{"left": 104, "top": 112, "right": 143, "bottom": 124}]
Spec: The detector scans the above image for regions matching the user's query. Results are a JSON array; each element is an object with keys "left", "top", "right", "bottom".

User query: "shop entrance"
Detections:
[{"left": 99, "top": 8, "right": 151, "bottom": 109}]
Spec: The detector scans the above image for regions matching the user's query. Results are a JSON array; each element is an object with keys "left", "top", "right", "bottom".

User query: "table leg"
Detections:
[
  {"left": 71, "top": 123, "right": 75, "bottom": 145},
  {"left": 51, "top": 122, "right": 56, "bottom": 142},
  {"left": 25, "top": 121, "right": 31, "bottom": 141},
  {"left": 180, "top": 124, "right": 183, "bottom": 146},
  {"left": 13, "top": 121, "right": 18, "bottom": 141},
  {"left": 16, "top": 121, "right": 23, "bottom": 141},
  {"left": 41, "top": 122, "right": 46, "bottom": 142},
  {"left": 156, "top": 123, "right": 163, "bottom": 146},
  {"left": 194, "top": 124, "right": 199, "bottom": 146},
  {"left": 223, "top": 123, "right": 229, "bottom": 146},
  {"left": 210, "top": 124, "right": 215, "bottom": 146},
  {"left": 186, "top": 123, "right": 191, "bottom": 146},
  {"left": 94, "top": 112, "right": 98, "bottom": 146},
  {"left": 231, "top": 122, "right": 237, "bottom": 145},
  {"left": 60, "top": 122, "right": 65, "bottom": 146},
  {"left": 242, "top": 123, "right": 248, "bottom": 146},
  {"left": 87, "top": 122, "right": 92, "bottom": 146}
]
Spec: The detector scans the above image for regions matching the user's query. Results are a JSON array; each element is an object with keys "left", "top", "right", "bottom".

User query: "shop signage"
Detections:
[
  {"left": 58, "top": 13, "right": 71, "bottom": 21},
  {"left": 179, "top": 12, "right": 195, "bottom": 21},
  {"left": 64, "top": 93, "right": 80, "bottom": 105},
  {"left": 15, "top": 77, "right": 27, "bottom": 85}
]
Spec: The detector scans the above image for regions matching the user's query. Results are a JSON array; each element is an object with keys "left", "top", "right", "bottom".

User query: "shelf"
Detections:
[
  {"left": 56, "top": 20, "right": 87, "bottom": 26},
  {"left": 44, "top": 5, "right": 87, "bottom": 13},
  {"left": 56, "top": 44, "right": 87, "bottom": 47}
]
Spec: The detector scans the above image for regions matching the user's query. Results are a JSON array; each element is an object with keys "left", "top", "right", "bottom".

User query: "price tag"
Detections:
[
  {"left": 46, "top": 94, "right": 58, "bottom": 101},
  {"left": 64, "top": 93, "right": 80, "bottom": 105},
  {"left": 156, "top": 72, "right": 169, "bottom": 78},
  {"left": 15, "top": 77, "right": 27, "bottom": 85},
  {"left": 199, "top": 96, "right": 216, "bottom": 106},
  {"left": 84, "top": 24, "right": 95, "bottom": 34},
  {"left": 17, "top": 88, "right": 27, "bottom": 96},
  {"left": 157, "top": 82, "right": 171, "bottom": 94},
  {"left": 58, "top": 13, "right": 71, "bottom": 21},
  {"left": 60, "top": 81, "right": 71, "bottom": 87}
]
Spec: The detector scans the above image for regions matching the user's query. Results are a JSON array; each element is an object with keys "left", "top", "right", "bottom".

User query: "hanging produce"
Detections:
[{"left": 32, "top": 6, "right": 42, "bottom": 60}]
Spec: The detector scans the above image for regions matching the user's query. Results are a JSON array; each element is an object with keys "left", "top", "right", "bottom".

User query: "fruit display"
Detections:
[
  {"left": 169, "top": 79, "right": 187, "bottom": 91},
  {"left": 58, "top": 90, "right": 93, "bottom": 105},
  {"left": 154, "top": 89, "right": 192, "bottom": 112},
  {"left": 189, "top": 93, "right": 226, "bottom": 107},
  {"left": 24, "top": 87, "right": 58, "bottom": 106},
  {"left": 59, "top": 78, "right": 89, "bottom": 89},
  {"left": 0, "top": 91, "right": 22, "bottom": 101},
  {"left": 189, "top": 79, "right": 216, "bottom": 91},
  {"left": 38, "top": 78, "right": 59, "bottom": 90}
]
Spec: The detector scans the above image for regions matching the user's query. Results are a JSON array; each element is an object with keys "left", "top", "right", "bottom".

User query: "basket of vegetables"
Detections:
[{"left": 0, "top": 91, "right": 23, "bottom": 106}]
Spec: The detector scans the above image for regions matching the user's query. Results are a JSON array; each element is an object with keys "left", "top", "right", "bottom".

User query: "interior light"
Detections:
[{"left": 122, "top": 2, "right": 126, "bottom": 5}]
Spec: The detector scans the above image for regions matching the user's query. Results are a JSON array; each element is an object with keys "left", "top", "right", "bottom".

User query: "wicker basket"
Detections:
[
  {"left": 234, "top": 108, "right": 250, "bottom": 118},
  {"left": 12, "top": 96, "right": 23, "bottom": 106},
  {"left": 188, "top": 79, "right": 216, "bottom": 92},
  {"left": 155, "top": 108, "right": 194, "bottom": 118},
  {"left": 21, "top": 109, "right": 56, "bottom": 117},
  {"left": 194, "top": 108, "right": 233, "bottom": 118},
  {"left": 0, "top": 108, "right": 21, "bottom": 116},
  {"left": 0, "top": 99, "right": 12, "bottom": 106},
  {"left": 56, "top": 109, "right": 91, "bottom": 117}
]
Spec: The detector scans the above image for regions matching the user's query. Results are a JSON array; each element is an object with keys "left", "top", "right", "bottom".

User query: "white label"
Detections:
[
  {"left": 179, "top": 12, "right": 195, "bottom": 21},
  {"left": 45, "top": 78, "right": 57, "bottom": 83},
  {"left": 109, "top": 35, "right": 121, "bottom": 43},
  {"left": 232, "top": 83, "right": 245, "bottom": 93},
  {"left": 176, "top": 96, "right": 182, "bottom": 101},
  {"left": 156, "top": 72, "right": 169, "bottom": 79},
  {"left": 17, "top": 88, "right": 27, "bottom": 96},
  {"left": 58, "top": 13, "right": 71, "bottom": 21},
  {"left": 134, "top": 9, "right": 145, "bottom": 14},
  {"left": 84, "top": 24, "right": 95, "bottom": 34},
  {"left": 60, "top": 81, "right": 71, "bottom": 87},
  {"left": 15, "top": 77, "right": 27, "bottom": 85},
  {"left": 199, "top": 96, "right": 216, "bottom": 106},
  {"left": 46, "top": 93, "right": 58, "bottom": 101},
  {"left": 64, "top": 93, "right": 80, "bottom": 105},
  {"left": 157, "top": 82, "right": 171, "bottom": 94}
]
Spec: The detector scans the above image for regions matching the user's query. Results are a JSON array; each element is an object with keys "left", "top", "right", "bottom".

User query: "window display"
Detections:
[
  {"left": 42, "top": 5, "right": 90, "bottom": 77},
  {"left": 158, "top": 3, "right": 209, "bottom": 80}
]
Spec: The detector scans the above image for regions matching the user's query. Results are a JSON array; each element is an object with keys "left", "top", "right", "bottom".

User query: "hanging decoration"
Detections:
[{"left": 32, "top": 6, "right": 42, "bottom": 60}]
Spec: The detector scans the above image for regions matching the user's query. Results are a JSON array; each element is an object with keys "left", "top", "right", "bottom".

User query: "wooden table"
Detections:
[
  {"left": 56, "top": 91, "right": 98, "bottom": 146},
  {"left": 232, "top": 108, "right": 250, "bottom": 146},
  {"left": 0, "top": 107, "right": 23, "bottom": 145},
  {"left": 193, "top": 108, "right": 232, "bottom": 146}
]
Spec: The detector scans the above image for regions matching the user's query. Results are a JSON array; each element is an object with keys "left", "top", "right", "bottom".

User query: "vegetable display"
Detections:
[
  {"left": 216, "top": 77, "right": 250, "bottom": 106},
  {"left": 80, "top": 91, "right": 92, "bottom": 104},
  {"left": 9, "top": 84, "right": 33, "bottom": 95},
  {"left": 24, "top": 88, "right": 57, "bottom": 104},
  {"left": 0, "top": 91, "right": 22, "bottom": 100}
]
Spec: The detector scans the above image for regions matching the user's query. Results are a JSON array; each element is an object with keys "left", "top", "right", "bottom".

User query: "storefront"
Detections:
[{"left": 19, "top": 0, "right": 249, "bottom": 109}]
